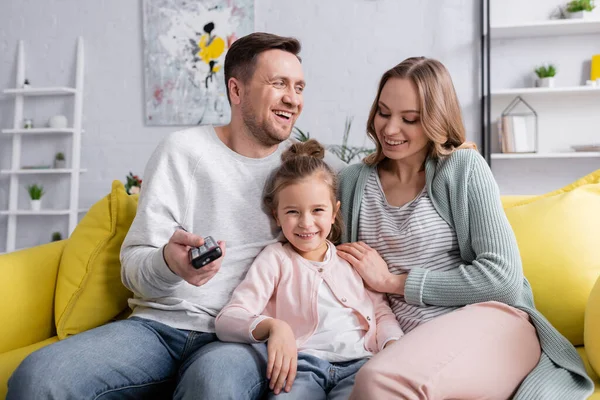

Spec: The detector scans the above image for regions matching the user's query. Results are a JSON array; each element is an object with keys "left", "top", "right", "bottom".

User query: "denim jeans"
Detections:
[
  {"left": 7, "top": 317, "right": 269, "bottom": 400},
  {"left": 261, "top": 350, "right": 367, "bottom": 400}
]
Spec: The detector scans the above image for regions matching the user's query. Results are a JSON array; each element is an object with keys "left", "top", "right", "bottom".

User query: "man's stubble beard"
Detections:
[{"left": 241, "top": 101, "right": 292, "bottom": 148}]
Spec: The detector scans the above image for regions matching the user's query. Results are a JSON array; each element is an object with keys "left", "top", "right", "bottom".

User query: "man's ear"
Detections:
[{"left": 228, "top": 77, "right": 243, "bottom": 106}]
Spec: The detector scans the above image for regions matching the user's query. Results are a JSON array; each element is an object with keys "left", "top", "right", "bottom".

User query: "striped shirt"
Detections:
[{"left": 358, "top": 168, "right": 463, "bottom": 333}]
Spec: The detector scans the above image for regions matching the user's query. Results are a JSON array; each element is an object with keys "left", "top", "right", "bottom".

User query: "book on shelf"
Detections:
[{"left": 498, "top": 115, "right": 536, "bottom": 153}]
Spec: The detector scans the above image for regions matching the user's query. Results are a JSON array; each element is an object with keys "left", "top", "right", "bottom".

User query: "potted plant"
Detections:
[
  {"left": 566, "top": 0, "right": 596, "bottom": 19},
  {"left": 51, "top": 232, "right": 63, "bottom": 242},
  {"left": 27, "top": 184, "right": 45, "bottom": 211},
  {"left": 535, "top": 64, "right": 557, "bottom": 88},
  {"left": 124, "top": 172, "right": 143, "bottom": 195},
  {"left": 54, "top": 152, "right": 66, "bottom": 169}
]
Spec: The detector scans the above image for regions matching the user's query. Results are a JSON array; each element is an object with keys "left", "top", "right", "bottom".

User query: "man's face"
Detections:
[{"left": 240, "top": 49, "right": 305, "bottom": 146}]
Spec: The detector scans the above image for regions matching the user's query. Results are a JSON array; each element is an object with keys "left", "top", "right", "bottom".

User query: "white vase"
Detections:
[
  {"left": 54, "top": 159, "right": 66, "bottom": 169},
  {"left": 48, "top": 115, "right": 68, "bottom": 129},
  {"left": 30, "top": 199, "right": 41, "bottom": 211},
  {"left": 569, "top": 11, "right": 592, "bottom": 19},
  {"left": 536, "top": 77, "right": 555, "bottom": 88}
]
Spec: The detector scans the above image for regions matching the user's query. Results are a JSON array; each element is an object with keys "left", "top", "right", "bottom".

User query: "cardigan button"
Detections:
[
  {"left": 341, "top": 297, "right": 347, "bottom": 302},
  {"left": 366, "top": 316, "right": 371, "bottom": 321},
  {"left": 318, "top": 268, "right": 324, "bottom": 273}
]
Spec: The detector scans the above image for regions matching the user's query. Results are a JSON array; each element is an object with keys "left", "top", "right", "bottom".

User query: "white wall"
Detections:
[
  {"left": 489, "top": 0, "right": 600, "bottom": 194},
  {"left": 0, "top": 0, "right": 480, "bottom": 252}
]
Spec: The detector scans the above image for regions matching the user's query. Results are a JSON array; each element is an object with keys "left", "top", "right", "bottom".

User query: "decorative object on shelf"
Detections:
[
  {"left": 591, "top": 54, "right": 600, "bottom": 80},
  {"left": 498, "top": 96, "right": 538, "bottom": 153},
  {"left": 586, "top": 79, "right": 598, "bottom": 86},
  {"left": 124, "top": 172, "right": 142, "bottom": 195},
  {"left": 48, "top": 115, "right": 68, "bottom": 129},
  {"left": 23, "top": 118, "right": 33, "bottom": 129},
  {"left": 535, "top": 64, "right": 557, "bottom": 88},
  {"left": 22, "top": 79, "right": 30, "bottom": 89},
  {"left": 51, "top": 232, "right": 63, "bottom": 242},
  {"left": 54, "top": 152, "right": 66, "bottom": 169},
  {"left": 571, "top": 144, "right": 600, "bottom": 152},
  {"left": 566, "top": 0, "right": 596, "bottom": 19},
  {"left": 293, "top": 117, "right": 375, "bottom": 164},
  {"left": 142, "top": 0, "right": 253, "bottom": 126},
  {"left": 27, "top": 184, "right": 45, "bottom": 211}
]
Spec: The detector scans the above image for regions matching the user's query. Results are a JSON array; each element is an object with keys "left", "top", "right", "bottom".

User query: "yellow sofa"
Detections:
[{"left": 1, "top": 173, "right": 600, "bottom": 399}]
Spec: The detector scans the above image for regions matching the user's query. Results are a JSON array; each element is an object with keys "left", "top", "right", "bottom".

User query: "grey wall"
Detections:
[{"left": 0, "top": 0, "right": 480, "bottom": 251}]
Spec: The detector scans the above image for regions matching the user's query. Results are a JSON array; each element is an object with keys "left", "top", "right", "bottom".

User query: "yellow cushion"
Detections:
[
  {"left": 503, "top": 170, "right": 600, "bottom": 346},
  {"left": 586, "top": 277, "right": 600, "bottom": 380},
  {"left": 0, "top": 336, "right": 59, "bottom": 400},
  {"left": 55, "top": 181, "right": 138, "bottom": 339}
]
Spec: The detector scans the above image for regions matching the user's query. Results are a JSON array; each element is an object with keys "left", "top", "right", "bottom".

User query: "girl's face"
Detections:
[
  {"left": 274, "top": 176, "right": 340, "bottom": 262},
  {"left": 374, "top": 77, "right": 430, "bottom": 163}
]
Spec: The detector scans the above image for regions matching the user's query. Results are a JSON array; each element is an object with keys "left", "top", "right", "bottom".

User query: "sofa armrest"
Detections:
[
  {"left": 585, "top": 275, "right": 600, "bottom": 376},
  {"left": 0, "top": 241, "right": 66, "bottom": 353}
]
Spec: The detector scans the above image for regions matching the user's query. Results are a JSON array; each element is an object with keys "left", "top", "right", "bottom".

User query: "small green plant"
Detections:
[
  {"left": 293, "top": 117, "right": 375, "bottom": 164},
  {"left": 566, "top": 0, "right": 595, "bottom": 12},
  {"left": 55, "top": 152, "right": 65, "bottom": 161},
  {"left": 535, "top": 64, "right": 557, "bottom": 78},
  {"left": 51, "top": 232, "right": 63, "bottom": 241},
  {"left": 293, "top": 126, "right": 311, "bottom": 142},
  {"left": 27, "top": 184, "right": 45, "bottom": 200}
]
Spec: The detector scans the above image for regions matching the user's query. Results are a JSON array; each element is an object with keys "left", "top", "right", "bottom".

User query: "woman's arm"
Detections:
[{"left": 404, "top": 153, "right": 523, "bottom": 307}]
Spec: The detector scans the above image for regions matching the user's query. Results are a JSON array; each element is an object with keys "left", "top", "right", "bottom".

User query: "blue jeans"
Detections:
[
  {"left": 7, "top": 317, "right": 269, "bottom": 400},
  {"left": 262, "top": 351, "right": 367, "bottom": 400}
]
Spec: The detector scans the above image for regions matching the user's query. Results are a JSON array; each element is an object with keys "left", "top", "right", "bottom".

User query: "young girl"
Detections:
[{"left": 215, "top": 139, "right": 403, "bottom": 399}]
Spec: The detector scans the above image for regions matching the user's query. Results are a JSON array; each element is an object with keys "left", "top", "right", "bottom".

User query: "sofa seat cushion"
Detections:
[
  {"left": 55, "top": 181, "right": 138, "bottom": 339},
  {"left": 0, "top": 336, "right": 59, "bottom": 399},
  {"left": 503, "top": 170, "right": 600, "bottom": 346}
]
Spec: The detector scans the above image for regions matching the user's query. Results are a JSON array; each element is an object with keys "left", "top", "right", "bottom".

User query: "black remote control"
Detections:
[{"left": 189, "top": 236, "right": 222, "bottom": 269}]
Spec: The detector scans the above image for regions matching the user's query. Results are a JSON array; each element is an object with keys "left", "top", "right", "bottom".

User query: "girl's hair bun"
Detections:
[{"left": 281, "top": 139, "right": 325, "bottom": 163}]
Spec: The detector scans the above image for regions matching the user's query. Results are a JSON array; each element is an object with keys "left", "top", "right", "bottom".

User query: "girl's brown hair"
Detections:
[
  {"left": 364, "top": 57, "right": 476, "bottom": 166},
  {"left": 264, "top": 139, "right": 343, "bottom": 244}
]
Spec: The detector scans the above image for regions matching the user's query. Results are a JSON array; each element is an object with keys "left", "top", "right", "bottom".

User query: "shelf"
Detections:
[
  {"left": 491, "top": 152, "right": 600, "bottom": 159},
  {"left": 0, "top": 168, "right": 87, "bottom": 175},
  {"left": 491, "top": 85, "right": 600, "bottom": 97},
  {"left": 0, "top": 208, "right": 88, "bottom": 216},
  {"left": 1, "top": 128, "right": 81, "bottom": 135},
  {"left": 3, "top": 87, "right": 76, "bottom": 96},
  {"left": 490, "top": 19, "right": 600, "bottom": 39}
]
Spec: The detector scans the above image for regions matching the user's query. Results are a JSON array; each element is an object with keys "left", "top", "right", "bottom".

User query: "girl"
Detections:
[
  {"left": 215, "top": 139, "right": 403, "bottom": 399},
  {"left": 337, "top": 57, "right": 593, "bottom": 399}
]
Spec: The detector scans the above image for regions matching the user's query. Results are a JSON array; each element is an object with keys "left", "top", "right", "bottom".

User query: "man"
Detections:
[{"left": 8, "top": 32, "right": 343, "bottom": 400}]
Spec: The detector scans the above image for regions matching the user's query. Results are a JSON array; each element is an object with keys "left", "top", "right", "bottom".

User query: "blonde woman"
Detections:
[{"left": 337, "top": 57, "right": 593, "bottom": 399}]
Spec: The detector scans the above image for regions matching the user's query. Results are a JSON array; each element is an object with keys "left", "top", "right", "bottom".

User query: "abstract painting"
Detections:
[{"left": 142, "top": 0, "right": 254, "bottom": 126}]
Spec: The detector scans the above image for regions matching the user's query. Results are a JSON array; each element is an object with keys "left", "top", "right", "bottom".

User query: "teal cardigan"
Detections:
[{"left": 338, "top": 149, "right": 593, "bottom": 399}]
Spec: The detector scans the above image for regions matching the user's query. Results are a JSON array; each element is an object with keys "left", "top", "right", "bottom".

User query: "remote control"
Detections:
[{"left": 189, "top": 236, "right": 223, "bottom": 269}]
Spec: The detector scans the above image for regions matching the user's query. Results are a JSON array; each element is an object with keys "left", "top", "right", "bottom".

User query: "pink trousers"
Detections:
[{"left": 349, "top": 301, "right": 541, "bottom": 400}]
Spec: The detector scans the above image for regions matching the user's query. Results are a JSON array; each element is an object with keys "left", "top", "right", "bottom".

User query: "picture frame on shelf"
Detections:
[{"left": 498, "top": 96, "right": 538, "bottom": 154}]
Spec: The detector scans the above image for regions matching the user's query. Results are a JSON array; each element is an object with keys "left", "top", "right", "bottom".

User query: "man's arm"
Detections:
[{"left": 120, "top": 133, "right": 199, "bottom": 299}]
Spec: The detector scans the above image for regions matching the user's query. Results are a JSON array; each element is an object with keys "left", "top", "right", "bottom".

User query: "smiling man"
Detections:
[{"left": 8, "top": 32, "right": 343, "bottom": 400}]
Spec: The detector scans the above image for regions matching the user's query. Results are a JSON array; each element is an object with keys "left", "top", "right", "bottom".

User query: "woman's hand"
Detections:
[
  {"left": 266, "top": 320, "right": 298, "bottom": 395},
  {"left": 337, "top": 241, "right": 406, "bottom": 295}
]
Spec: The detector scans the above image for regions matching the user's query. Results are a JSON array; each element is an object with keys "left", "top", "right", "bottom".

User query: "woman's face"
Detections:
[{"left": 373, "top": 78, "right": 430, "bottom": 163}]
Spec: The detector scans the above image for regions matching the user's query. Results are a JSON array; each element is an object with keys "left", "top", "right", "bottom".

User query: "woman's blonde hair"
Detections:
[
  {"left": 364, "top": 57, "right": 476, "bottom": 166},
  {"left": 263, "top": 139, "right": 343, "bottom": 244}
]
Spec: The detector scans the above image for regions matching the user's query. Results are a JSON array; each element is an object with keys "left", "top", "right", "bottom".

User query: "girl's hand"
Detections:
[
  {"left": 337, "top": 241, "right": 406, "bottom": 295},
  {"left": 267, "top": 320, "right": 298, "bottom": 394}
]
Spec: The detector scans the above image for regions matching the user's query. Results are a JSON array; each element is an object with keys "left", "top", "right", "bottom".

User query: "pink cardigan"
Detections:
[{"left": 215, "top": 242, "right": 404, "bottom": 353}]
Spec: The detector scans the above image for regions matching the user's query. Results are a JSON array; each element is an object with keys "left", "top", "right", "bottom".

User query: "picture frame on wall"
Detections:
[{"left": 142, "top": 0, "right": 254, "bottom": 126}]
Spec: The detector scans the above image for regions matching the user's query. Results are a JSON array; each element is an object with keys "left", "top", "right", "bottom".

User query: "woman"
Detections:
[{"left": 337, "top": 57, "right": 592, "bottom": 399}]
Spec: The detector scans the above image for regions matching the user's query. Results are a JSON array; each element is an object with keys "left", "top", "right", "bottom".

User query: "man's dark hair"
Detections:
[{"left": 224, "top": 32, "right": 301, "bottom": 104}]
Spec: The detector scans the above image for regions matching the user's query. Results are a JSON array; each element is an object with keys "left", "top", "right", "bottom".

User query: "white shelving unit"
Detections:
[
  {"left": 491, "top": 19, "right": 600, "bottom": 39},
  {"left": 1, "top": 37, "right": 85, "bottom": 253},
  {"left": 484, "top": 11, "right": 600, "bottom": 194}
]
